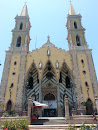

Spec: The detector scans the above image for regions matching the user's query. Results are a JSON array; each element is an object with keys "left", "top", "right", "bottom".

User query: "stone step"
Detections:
[
  {"left": 29, "top": 124, "right": 97, "bottom": 130},
  {"left": 29, "top": 125, "right": 77, "bottom": 130}
]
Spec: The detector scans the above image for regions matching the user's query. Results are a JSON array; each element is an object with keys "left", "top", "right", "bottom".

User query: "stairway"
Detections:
[
  {"left": 31, "top": 118, "right": 66, "bottom": 125},
  {"left": 30, "top": 117, "right": 66, "bottom": 129},
  {"left": 29, "top": 125, "right": 69, "bottom": 130}
]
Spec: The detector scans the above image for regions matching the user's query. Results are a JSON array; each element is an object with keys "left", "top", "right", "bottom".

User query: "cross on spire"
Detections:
[
  {"left": 69, "top": 0, "right": 71, "bottom": 3},
  {"left": 24, "top": 2, "right": 27, "bottom": 4},
  {"left": 20, "top": 3, "right": 28, "bottom": 16},
  {"left": 47, "top": 35, "right": 50, "bottom": 43},
  {"left": 68, "top": 2, "right": 76, "bottom": 15},
  {"left": 48, "top": 35, "right": 50, "bottom": 41}
]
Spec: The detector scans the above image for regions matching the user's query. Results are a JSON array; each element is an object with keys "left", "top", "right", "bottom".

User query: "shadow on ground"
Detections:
[{"left": 31, "top": 119, "right": 66, "bottom": 125}]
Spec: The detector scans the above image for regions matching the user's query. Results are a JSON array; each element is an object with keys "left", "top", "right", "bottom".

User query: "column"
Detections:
[
  {"left": 28, "top": 98, "right": 32, "bottom": 117},
  {"left": 57, "top": 84, "right": 62, "bottom": 116},
  {"left": 39, "top": 83, "right": 42, "bottom": 102},
  {"left": 65, "top": 96, "right": 70, "bottom": 120}
]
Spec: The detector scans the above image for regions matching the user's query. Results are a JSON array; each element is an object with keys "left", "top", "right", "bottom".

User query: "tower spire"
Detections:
[
  {"left": 20, "top": 4, "right": 28, "bottom": 16},
  {"left": 68, "top": 3, "right": 76, "bottom": 15}
]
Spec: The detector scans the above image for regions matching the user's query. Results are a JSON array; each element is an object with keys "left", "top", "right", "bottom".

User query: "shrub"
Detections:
[
  {"left": 0, "top": 120, "right": 9, "bottom": 129},
  {"left": 80, "top": 123, "right": 96, "bottom": 130},
  {"left": 2, "top": 110, "right": 19, "bottom": 117},
  {"left": 66, "top": 124, "right": 77, "bottom": 130},
  {"left": 0, "top": 119, "right": 30, "bottom": 130}
]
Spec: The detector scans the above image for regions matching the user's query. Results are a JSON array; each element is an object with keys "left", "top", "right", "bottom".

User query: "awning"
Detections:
[{"left": 33, "top": 101, "right": 48, "bottom": 108}]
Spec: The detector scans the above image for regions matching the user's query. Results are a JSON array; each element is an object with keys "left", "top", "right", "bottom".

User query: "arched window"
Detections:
[
  {"left": 28, "top": 77, "right": 33, "bottom": 89},
  {"left": 10, "top": 83, "right": 14, "bottom": 88},
  {"left": 14, "top": 61, "right": 17, "bottom": 65},
  {"left": 76, "top": 35, "right": 81, "bottom": 46},
  {"left": 85, "top": 82, "right": 89, "bottom": 87},
  {"left": 81, "top": 59, "right": 84, "bottom": 64},
  {"left": 19, "top": 22, "right": 23, "bottom": 30},
  {"left": 83, "top": 70, "right": 86, "bottom": 75},
  {"left": 16, "top": 36, "right": 21, "bottom": 47},
  {"left": 74, "top": 21, "right": 77, "bottom": 29},
  {"left": 66, "top": 76, "right": 70, "bottom": 88},
  {"left": 46, "top": 72, "right": 53, "bottom": 80},
  {"left": 59, "top": 72, "right": 62, "bottom": 83},
  {"left": 44, "top": 93, "right": 55, "bottom": 101},
  {"left": 6, "top": 100, "right": 12, "bottom": 111}
]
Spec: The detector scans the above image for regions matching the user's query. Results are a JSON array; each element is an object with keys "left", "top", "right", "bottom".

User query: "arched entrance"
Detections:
[
  {"left": 41, "top": 61, "right": 57, "bottom": 117},
  {"left": 44, "top": 93, "right": 55, "bottom": 101},
  {"left": 86, "top": 98, "right": 93, "bottom": 115},
  {"left": 6, "top": 100, "right": 12, "bottom": 111},
  {"left": 44, "top": 93, "right": 56, "bottom": 117}
]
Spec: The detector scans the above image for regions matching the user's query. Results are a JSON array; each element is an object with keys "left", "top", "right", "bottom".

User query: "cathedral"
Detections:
[{"left": 0, "top": 3, "right": 98, "bottom": 117}]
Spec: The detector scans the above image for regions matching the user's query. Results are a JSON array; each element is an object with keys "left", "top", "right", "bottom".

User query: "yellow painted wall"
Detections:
[
  {"left": 25, "top": 43, "right": 73, "bottom": 81},
  {"left": 77, "top": 54, "right": 95, "bottom": 103},
  {"left": 4, "top": 55, "right": 21, "bottom": 109}
]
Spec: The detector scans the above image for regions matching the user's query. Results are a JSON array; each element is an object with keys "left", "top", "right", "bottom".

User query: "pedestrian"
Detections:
[{"left": 92, "top": 112, "right": 97, "bottom": 121}]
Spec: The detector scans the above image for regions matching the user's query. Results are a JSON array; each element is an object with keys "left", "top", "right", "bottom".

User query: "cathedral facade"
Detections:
[{"left": 0, "top": 4, "right": 98, "bottom": 117}]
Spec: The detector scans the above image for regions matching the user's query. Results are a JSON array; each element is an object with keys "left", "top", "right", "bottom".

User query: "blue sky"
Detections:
[{"left": 0, "top": 0, "right": 98, "bottom": 82}]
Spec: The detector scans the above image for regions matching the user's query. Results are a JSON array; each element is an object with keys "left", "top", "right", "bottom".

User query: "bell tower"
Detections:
[
  {"left": 66, "top": 3, "right": 87, "bottom": 50},
  {"left": 0, "top": 4, "right": 31, "bottom": 114},
  {"left": 66, "top": 3, "right": 98, "bottom": 113},
  {"left": 10, "top": 4, "right": 31, "bottom": 52}
]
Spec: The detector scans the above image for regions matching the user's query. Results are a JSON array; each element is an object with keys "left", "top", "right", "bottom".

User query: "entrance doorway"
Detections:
[
  {"left": 6, "top": 100, "right": 12, "bottom": 111},
  {"left": 86, "top": 98, "right": 93, "bottom": 115},
  {"left": 44, "top": 109, "right": 57, "bottom": 117}
]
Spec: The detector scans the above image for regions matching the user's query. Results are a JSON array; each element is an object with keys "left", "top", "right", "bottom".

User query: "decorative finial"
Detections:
[
  {"left": 69, "top": 0, "right": 71, "bottom": 3},
  {"left": 47, "top": 35, "right": 50, "bottom": 43}
]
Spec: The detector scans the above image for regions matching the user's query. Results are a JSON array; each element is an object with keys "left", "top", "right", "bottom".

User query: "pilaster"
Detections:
[
  {"left": 70, "top": 50, "right": 83, "bottom": 109},
  {"left": 39, "top": 83, "right": 42, "bottom": 102},
  {"left": 15, "top": 52, "right": 27, "bottom": 111},
  {"left": 86, "top": 51, "right": 98, "bottom": 97},
  {"left": 0, "top": 51, "right": 12, "bottom": 106},
  {"left": 57, "top": 84, "right": 62, "bottom": 116}
]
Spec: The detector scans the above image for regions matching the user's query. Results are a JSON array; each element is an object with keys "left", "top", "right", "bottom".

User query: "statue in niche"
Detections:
[
  {"left": 56, "top": 61, "right": 59, "bottom": 68},
  {"left": 39, "top": 62, "right": 42, "bottom": 69},
  {"left": 47, "top": 49, "right": 50, "bottom": 56}
]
